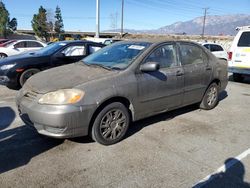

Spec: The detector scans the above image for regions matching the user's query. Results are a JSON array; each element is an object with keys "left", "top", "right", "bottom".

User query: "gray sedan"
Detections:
[{"left": 16, "top": 40, "right": 228, "bottom": 145}]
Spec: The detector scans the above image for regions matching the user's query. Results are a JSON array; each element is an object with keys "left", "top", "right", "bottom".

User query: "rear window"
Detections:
[
  {"left": 210, "top": 44, "right": 223, "bottom": 52},
  {"left": 237, "top": 32, "right": 250, "bottom": 47}
]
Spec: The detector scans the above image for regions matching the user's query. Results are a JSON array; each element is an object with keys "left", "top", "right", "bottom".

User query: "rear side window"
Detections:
[
  {"left": 238, "top": 32, "right": 250, "bottom": 47},
  {"left": 89, "top": 45, "right": 102, "bottom": 54},
  {"left": 26, "top": 41, "right": 43, "bottom": 48},
  {"left": 210, "top": 44, "right": 223, "bottom": 52},
  {"left": 180, "top": 44, "right": 203, "bottom": 65}
]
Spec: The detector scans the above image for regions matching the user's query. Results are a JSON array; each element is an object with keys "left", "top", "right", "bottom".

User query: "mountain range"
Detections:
[{"left": 106, "top": 14, "right": 250, "bottom": 36}]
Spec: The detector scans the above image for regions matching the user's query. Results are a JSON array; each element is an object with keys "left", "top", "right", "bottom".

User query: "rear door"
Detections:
[
  {"left": 136, "top": 43, "right": 184, "bottom": 116},
  {"left": 232, "top": 31, "right": 250, "bottom": 68},
  {"left": 179, "top": 42, "right": 211, "bottom": 105},
  {"left": 26, "top": 41, "right": 44, "bottom": 51}
]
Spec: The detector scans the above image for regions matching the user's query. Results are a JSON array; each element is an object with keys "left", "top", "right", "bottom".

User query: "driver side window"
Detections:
[
  {"left": 61, "top": 45, "right": 86, "bottom": 56},
  {"left": 144, "top": 44, "right": 177, "bottom": 68}
]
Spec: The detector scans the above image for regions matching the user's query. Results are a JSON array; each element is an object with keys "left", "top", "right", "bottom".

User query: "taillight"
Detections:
[{"left": 228, "top": 52, "right": 232, "bottom": 61}]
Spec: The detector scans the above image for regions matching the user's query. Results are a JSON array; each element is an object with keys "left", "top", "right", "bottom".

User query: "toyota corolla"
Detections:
[{"left": 16, "top": 40, "right": 228, "bottom": 145}]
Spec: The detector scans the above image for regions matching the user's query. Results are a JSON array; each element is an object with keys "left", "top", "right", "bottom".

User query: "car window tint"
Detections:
[
  {"left": 210, "top": 44, "right": 223, "bottom": 52},
  {"left": 180, "top": 44, "right": 203, "bottom": 65},
  {"left": 14, "top": 41, "right": 26, "bottom": 48},
  {"left": 26, "top": 41, "right": 43, "bottom": 48},
  {"left": 203, "top": 44, "right": 210, "bottom": 50},
  {"left": 89, "top": 45, "right": 102, "bottom": 54},
  {"left": 145, "top": 44, "right": 177, "bottom": 68},
  {"left": 237, "top": 32, "right": 250, "bottom": 47},
  {"left": 62, "top": 45, "right": 86, "bottom": 56}
]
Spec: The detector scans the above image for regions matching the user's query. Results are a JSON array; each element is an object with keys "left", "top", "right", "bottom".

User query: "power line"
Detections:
[{"left": 202, "top": 7, "right": 209, "bottom": 38}]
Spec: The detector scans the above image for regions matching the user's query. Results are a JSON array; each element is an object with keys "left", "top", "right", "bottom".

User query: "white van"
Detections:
[{"left": 228, "top": 26, "right": 250, "bottom": 81}]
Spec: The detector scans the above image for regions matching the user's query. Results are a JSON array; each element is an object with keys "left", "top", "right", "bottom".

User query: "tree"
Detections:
[
  {"left": 31, "top": 6, "right": 49, "bottom": 41},
  {"left": 54, "top": 6, "right": 64, "bottom": 36},
  {"left": 0, "top": 1, "right": 9, "bottom": 37},
  {"left": 8, "top": 18, "right": 17, "bottom": 31}
]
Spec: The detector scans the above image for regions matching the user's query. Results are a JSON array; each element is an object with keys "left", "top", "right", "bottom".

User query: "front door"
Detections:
[
  {"left": 52, "top": 44, "right": 87, "bottom": 67},
  {"left": 136, "top": 43, "right": 184, "bottom": 117}
]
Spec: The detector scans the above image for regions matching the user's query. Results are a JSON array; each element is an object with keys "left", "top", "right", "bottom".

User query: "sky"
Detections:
[{"left": 3, "top": 0, "right": 250, "bottom": 31}]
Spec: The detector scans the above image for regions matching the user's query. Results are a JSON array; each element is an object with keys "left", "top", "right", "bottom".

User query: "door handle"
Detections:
[
  {"left": 176, "top": 70, "right": 184, "bottom": 76},
  {"left": 206, "top": 67, "right": 212, "bottom": 71}
]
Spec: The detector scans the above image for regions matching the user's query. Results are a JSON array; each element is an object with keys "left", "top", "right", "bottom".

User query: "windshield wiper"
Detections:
[{"left": 82, "top": 62, "right": 112, "bottom": 71}]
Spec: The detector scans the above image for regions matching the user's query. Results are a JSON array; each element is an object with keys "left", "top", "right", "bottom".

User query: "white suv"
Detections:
[{"left": 228, "top": 26, "right": 250, "bottom": 82}]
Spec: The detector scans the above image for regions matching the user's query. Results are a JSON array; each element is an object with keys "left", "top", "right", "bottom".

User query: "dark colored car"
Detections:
[
  {"left": 16, "top": 40, "right": 228, "bottom": 145},
  {"left": 0, "top": 40, "right": 104, "bottom": 89}
]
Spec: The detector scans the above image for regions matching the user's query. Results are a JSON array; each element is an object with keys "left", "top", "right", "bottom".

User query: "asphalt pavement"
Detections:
[{"left": 0, "top": 77, "right": 250, "bottom": 188}]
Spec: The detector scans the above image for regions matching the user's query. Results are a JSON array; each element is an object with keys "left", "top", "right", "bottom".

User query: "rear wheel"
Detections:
[
  {"left": 19, "top": 68, "right": 40, "bottom": 86},
  {"left": 233, "top": 73, "right": 244, "bottom": 82},
  {"left": 0, "top": 53, "right": 7, "bottom": 58},
  {"left": 91, "top": 102, "right": 130, "bottom": 145},
  {"left": 200, "top": 83, "right": 219, "bottom": 110}
]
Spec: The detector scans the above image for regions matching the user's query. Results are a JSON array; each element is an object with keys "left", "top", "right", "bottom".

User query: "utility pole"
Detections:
[
  {"left": 121, "top": 0, "right": 124, "bottom": 37},
  {"left": 95, "top": 0, "right": 100, "bottom": 38},
  {"left": 202, "top": 7, "right": 209, "bottom": 38}
]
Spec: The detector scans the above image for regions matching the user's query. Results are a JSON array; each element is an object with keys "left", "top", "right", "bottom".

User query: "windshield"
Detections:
[
  {"left": 83, "top": 42, "right": 151, "bottom": 70},
  {"left": 34, "top": 42, "right": 67, "bottom": 55}
]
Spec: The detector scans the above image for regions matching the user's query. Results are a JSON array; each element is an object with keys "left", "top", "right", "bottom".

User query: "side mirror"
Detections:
[
  {"left": 55, "top": 52, "right": 66, "bottom": 59},
  {"left": 140, "top": 62, "right": 160, "bottom": 72}
]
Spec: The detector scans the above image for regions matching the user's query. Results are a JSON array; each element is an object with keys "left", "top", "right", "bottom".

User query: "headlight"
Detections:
[
  {"left": 38, "top": 89, "right": 85, "bottom": 105},
  {"left": 0, "top": 64, "right": 16, "bottom": 70}
]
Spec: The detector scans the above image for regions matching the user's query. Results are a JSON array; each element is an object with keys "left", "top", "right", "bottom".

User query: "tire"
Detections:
[
  {"left": 19, "top": 68, "right": 40, "bottom": 86},
  {"left": 0, "top": 53, "right": 8, "bottom": 59},
  {"left": 233, "top": 73, "right": 244, "bottom": 82},
  {"left": 91, "top": 102, "right": 130, "bottom": 145},
  {"left": 200, "top": 83, "right": 219, "bottom": 110}
]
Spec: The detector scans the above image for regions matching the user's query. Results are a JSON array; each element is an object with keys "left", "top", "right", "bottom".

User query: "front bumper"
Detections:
[
  {"left": 228, "top": 67, "right": 250, "bottom": 75},
  {"left": 16, "top": 90, "right": 96, "bottom": 138}
]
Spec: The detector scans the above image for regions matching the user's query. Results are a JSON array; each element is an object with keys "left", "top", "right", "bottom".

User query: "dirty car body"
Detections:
[{"left": 16, "top": 40, "right": 228, "bottom": 145}]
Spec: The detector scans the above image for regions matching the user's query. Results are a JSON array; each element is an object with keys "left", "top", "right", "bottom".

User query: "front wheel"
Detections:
[
  {"left": 200, "top": 83, "right": 219, "bottom": 110},
  {"left": 19, "top": 68, "right": 40, "bottom": 86},
  {"left": 91, "top": 102, "right": 130, "bottom": 145}
]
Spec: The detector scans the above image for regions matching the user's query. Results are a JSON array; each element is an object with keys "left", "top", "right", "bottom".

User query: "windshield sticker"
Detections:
[
  {"left": 128, "top": 45, "right": 145, "bottom": 50},
  {"left": 59, "top": 43, "right": 66, "bottom": 46}
]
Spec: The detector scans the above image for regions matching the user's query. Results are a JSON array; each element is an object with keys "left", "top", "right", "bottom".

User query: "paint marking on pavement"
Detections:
[
  {"left": 0, "top": 101, "right": 6, "bottom": 104},
  {"left": 193, "top": 148, "right": 250, "bottom": 187}
]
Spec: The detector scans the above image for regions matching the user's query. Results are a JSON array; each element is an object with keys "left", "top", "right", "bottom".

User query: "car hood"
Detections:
[
  {"left": 0, "top": 52, "right": 45, "bottom": 66},
  {"left": 24, "top": 63, "right": 117, "bottom": 94}
]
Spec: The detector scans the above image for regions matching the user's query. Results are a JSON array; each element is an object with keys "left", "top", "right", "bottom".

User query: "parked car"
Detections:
[
  {"left": 0, "top": 40, "right": 46, "bottom": 58},
  {"left": 0, "top": 40, "right": 104, "bottom": 89},
  {"left": 228, "top": 25, "right": 250, "bottom": 82},
  {"left": 202, "top": 43, "right": 228, "bottom": 60},
  {"left": 16, "top": 40, "right": 228, "bottom": 145},
  {"left": 0, "top": 40, "right": 16, "bottom": 47},
  {"left": 0, "top": 39, "right": 10, "bottom": 45},
  {"left": 86, "top": 37, "right": 121, "bottom": 45}
]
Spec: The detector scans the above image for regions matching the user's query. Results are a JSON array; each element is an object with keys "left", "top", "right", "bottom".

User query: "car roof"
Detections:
[
  {"left": 118, "top": 39, "right": 200, "bottom": 45},
  {"left": 54, "top": 40, "right": 104, "bottom": 45},
  {"left": 201, "top": 42, "right": 223, "bottom": 46}
]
